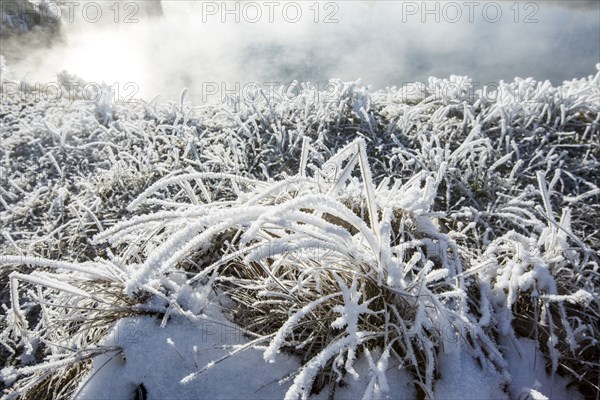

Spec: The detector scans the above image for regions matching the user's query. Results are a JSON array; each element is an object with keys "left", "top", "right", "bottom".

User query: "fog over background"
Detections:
[{"left": 2, "top": 0, "right": 599, "bottom": 102}]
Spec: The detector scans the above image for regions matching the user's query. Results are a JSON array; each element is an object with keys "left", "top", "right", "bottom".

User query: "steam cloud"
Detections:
[{"left": 2, "top": 0, "right": 599, "bottom": 103}]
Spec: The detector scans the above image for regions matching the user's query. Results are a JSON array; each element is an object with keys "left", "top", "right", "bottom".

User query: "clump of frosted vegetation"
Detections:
[{"left": 0, "top": 66, "right": 599, "bottom": 399}]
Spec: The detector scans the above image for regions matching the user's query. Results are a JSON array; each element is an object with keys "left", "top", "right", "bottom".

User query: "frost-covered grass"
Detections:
[{"left": 1, "top": 66, "right": 599, "bottom": 399}]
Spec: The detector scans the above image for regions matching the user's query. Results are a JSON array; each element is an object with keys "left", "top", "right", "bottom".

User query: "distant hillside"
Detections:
[{"left": 0, "top": 0, "right": 60, "bottom": 38}]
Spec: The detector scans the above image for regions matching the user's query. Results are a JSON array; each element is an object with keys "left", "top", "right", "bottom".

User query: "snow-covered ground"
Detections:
[
  {"left": 1, "top": 2, "right": 600, "bottom": 395},
  {"left": 1, "top": 62, "right": 598, "bottom": 399},
  {"left": 73, "top": 315, "right": 579, "bottom": 399}
]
